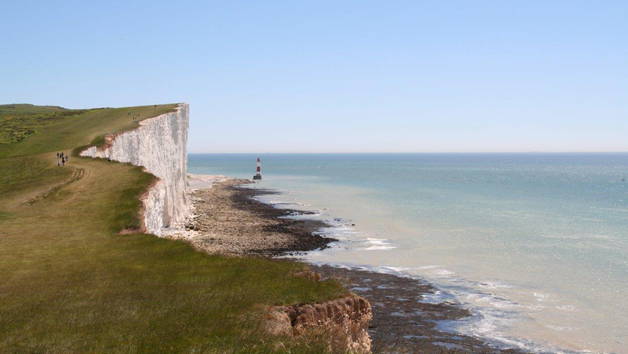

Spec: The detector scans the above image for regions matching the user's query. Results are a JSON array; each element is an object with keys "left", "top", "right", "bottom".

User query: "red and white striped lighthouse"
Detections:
[{"left": 253, "top": 157, "right": 262, "bottom": 180}]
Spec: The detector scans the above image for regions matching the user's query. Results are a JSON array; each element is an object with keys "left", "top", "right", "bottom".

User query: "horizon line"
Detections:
[{"left": 188, "top": 151, "right": 628, "bottom": 154}]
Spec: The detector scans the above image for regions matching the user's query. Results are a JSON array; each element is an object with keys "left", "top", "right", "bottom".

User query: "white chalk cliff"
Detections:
[{"left": 81, "top": 104, "right": 189, "bottom": 236}]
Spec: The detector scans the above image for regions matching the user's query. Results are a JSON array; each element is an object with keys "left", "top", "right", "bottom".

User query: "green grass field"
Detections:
[{"left": 0, "top": 104, "right": 346, "bottom": 353}]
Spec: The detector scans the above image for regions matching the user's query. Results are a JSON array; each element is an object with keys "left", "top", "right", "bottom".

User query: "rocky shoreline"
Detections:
[
  {"left": 182, "top": 179, "right": 336, "bottom": 256},
  {"left": 312, "top": 265, "right": 526, "bottom": 353},
  {"left": 186, "top": 179, "right": 527, "bottom": 353}
]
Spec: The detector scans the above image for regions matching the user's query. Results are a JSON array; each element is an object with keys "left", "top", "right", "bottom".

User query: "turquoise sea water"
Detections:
[{"left": 189, "top": 153, "right": 628, "bottom": 353}]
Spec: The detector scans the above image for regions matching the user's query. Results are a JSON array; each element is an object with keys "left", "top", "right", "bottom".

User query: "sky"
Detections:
[{"left": 2, "top": 1, "right": 627, "bottom": 153}]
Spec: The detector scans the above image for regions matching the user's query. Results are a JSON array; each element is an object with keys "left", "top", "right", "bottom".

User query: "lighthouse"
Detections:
[{"left": 253, "top": 157, "right": 262, "bottom": 180}]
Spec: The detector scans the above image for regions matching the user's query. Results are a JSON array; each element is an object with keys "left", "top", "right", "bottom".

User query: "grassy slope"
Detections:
[
  {"left": 0, "top": 104, "right": 346, "bottom": 353},
  {"left": 0, "top": 104, "right": 180, "bottom": 158}
]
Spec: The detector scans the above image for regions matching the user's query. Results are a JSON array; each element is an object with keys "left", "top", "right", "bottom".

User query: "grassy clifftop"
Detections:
[
  {"left": 0, "top": 104, "right": 346, "bottom": 353},
  {"left": 0, "top": 104, "right": 179, "bottom": 158}
]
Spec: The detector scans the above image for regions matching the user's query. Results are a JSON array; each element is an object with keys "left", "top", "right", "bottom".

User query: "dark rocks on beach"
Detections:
[
  {"left": 226, "top": 184, "right": 336, "bottom": 256},
  {"left": 186, "top": 180, "right": 336, "bottom": 257},
  {"left": 312, "top": 265, "right": 527, "bottom": 354}
]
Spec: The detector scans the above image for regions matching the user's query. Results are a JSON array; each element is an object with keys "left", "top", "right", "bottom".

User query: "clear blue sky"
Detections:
[{"left": 2, "top": 1, "right": 627, "bottom": 153}]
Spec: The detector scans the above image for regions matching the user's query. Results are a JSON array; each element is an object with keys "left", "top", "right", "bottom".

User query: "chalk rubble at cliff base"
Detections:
[{"left": 182, "top": 179, "right": 336, "bottom": 257}]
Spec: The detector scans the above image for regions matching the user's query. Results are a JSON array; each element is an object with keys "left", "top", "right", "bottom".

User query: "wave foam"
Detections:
[{"left": 363, "top": 237, "right": 395, "bottom": 250}]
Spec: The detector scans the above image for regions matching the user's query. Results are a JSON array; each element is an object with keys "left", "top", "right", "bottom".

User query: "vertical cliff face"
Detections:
[{"left": 81, "top": 104, "right": 189, "bottom": 236}]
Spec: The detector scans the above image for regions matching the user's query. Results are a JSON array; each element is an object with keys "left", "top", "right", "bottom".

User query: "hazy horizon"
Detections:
[
  {"left": 3, "top": 1, "right": 627, "bottom": 153},
  {"left": 189, "top": 151, "right": 628, "bottom": 154}
]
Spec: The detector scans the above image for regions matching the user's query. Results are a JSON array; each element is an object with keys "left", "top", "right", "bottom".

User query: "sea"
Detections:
[{"left": 188, "top": 153, "right": 628, "bottom": 354}]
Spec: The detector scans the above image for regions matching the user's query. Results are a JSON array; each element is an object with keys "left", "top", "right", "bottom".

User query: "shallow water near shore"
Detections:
[{"left": 189, "top": 153, "right": 628, "bottom": 353}]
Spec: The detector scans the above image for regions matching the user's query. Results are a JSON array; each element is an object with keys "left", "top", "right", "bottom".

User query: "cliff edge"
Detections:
[{"left": 80, "top": 103, "right": 189, "bottom": 235}]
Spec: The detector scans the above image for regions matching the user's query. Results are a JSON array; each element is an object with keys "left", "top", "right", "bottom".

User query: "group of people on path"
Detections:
[{"left": 56, "top": 152, "right": 68, "bottom": 166}]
